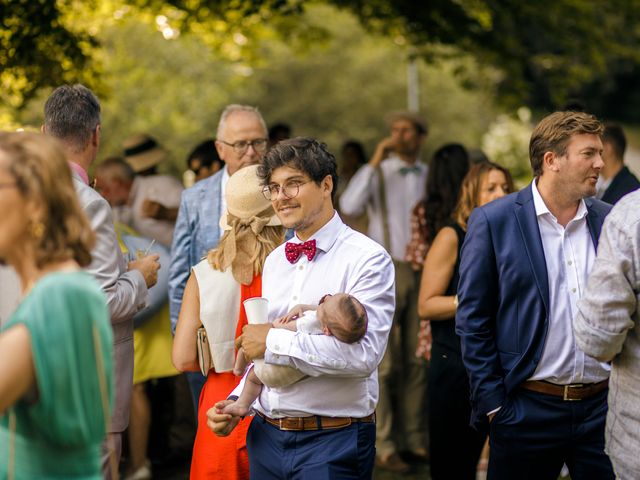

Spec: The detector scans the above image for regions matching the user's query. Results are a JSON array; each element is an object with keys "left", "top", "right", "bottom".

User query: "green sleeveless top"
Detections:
[{"left": 0, "top": 271, "right": 113, "bottom": 479}]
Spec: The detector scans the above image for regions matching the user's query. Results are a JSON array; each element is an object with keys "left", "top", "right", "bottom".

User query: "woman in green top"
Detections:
[{"left": 0, "top": 132, "right": 114, "bottom": 479}]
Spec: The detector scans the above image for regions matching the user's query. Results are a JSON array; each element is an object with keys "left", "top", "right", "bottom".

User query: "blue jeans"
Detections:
[{"left": 247, "top": 415, "right": 376, "bottom": 479}]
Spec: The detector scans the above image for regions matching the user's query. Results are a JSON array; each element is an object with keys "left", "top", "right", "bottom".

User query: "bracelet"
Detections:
[{"left": 453, "top": 295, "right": 459, "bottom": 308}]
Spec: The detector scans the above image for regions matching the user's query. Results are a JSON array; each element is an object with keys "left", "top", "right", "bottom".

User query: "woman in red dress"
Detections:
[{"left": 172, "top": 165, "right": 284, "bottom": 479}]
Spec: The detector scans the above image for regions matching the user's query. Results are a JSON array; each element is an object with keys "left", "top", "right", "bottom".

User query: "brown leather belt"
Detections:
[
  {"left": 256, "top": 411, "right": 375, "bottom": 431},
  {"left": 521, "top": 380, "right": 608, "bottom": 401}
]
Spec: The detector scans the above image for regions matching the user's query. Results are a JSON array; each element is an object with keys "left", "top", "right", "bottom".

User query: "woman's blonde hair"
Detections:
[
  {"left": 0, "top": 132, "right": 95, "bottom": 267},
  {"left": 453, "top": 162, "right": 515, "bottom": 230},
  {"left": 207, "top": 220, "right": 284, "bottom": 285}
]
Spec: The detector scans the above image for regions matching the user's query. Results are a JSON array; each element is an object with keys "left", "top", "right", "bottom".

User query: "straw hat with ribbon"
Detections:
[
  {"left": 123, "top": 134, "right": 167, "bottom": 173},
  {"left": 211, "top": 164, "right": 281, "bottom": 285}
]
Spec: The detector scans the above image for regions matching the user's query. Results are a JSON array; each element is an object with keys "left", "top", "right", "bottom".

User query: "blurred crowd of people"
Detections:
[{"left": 1, "top": 82, "right": 640, "bottom": 480}]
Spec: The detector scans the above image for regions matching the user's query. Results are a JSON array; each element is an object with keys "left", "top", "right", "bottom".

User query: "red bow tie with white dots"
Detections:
[{"left": 285, "top": 240, "right": 317, "bottom": 264}]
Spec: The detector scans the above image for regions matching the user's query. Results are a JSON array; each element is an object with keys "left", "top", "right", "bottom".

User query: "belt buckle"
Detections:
[
  {"left": 279, "top": 417, "right": 304, "bottom": 431},
  {"left": 563, "top": 384, "right": 583, "bottom": 401}
]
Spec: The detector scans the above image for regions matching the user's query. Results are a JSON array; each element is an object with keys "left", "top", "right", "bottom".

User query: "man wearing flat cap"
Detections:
[{"left": 340, "top": 111, "right": 429, "bottom": 472}]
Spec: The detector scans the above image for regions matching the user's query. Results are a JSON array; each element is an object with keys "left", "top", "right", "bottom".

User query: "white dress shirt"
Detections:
[
  {"left": 529, "top": 181, "right": 609, "bottom": 384},
  {"left": 339, "top": 155, "right": 427, "bottom": 260},
  {"left": 232, "top": 212, "right": 395, "bottom": 418}
]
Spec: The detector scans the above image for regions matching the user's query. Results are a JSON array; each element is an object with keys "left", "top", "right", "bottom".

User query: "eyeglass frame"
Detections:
[
  {"left": 262, "top": 179, "right": 311, "bottom": 201},
  {"left": 218, "top": 138, "right": 268, "bottom": 155}
]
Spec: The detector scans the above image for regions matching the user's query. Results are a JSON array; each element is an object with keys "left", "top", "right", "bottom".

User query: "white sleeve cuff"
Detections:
[{"left": 265, "top": 328, "right": 296, "bottom": 365}]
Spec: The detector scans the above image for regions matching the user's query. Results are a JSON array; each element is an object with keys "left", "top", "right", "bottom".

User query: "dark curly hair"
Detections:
[{"left": 258, "top": 137, "right": 339, "bottom": 202}]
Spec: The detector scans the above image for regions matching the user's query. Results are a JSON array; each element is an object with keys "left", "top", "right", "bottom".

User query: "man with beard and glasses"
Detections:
[{"left": 208, "top": 137, "right": 395, "bottom": 479}]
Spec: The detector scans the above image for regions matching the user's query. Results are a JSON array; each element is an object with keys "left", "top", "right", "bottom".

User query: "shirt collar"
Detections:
[
  {"left": 531, "top": 179, "right": 588, "bottom": 223},
  {"left": 69, "top": 161, "right": 89, "bottom": 185},
  {"left": 292, "top": 211, "right": 343, "bottom": 254},
  {"left": 385, "top": 154, "right": 424, "bottom": 171}
]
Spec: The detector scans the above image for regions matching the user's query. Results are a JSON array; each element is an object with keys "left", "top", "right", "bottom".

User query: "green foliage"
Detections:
[
  {"left": 482, "top": 107, "right": 533, "bottom": 183},
  {"left": 0, "top": 0, "right": 98, "bottom": 108},
  {"left": 331, "top": 0, "right": 640, "bottom": 117},
  {"left": 5, "top": 0, "right": 640, "bottom": 121},
  {"left": 11, "top": 4, "right": 498, "bottom": 177}
]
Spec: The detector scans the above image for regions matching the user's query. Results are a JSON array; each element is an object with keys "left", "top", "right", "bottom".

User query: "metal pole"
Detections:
[{"left": 407, "top": 48, "right": 419, "bottom": 112}]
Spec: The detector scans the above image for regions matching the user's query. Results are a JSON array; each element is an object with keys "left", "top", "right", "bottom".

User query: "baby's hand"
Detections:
[
  {"left": 277, "top": 304, "right": 314, "bottom": 325},
  {"left": 274, "top": 319, "right": 298, "bottom": 331},
  {"left": 222, "top": 402, "right": 250, "bottom": 417}
]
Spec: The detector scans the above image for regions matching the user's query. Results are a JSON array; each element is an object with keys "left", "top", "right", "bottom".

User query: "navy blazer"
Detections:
[
  {"left": 601, "top": 166, "right": 640, "bottom": 205},
  {"left": 455, "top": 184, "right": 611, "bottom": 427}
]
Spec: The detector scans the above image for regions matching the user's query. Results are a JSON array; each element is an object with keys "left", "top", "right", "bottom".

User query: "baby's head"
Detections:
[{"left": 317, "top": 293, "right": 368, "bottom": 344}]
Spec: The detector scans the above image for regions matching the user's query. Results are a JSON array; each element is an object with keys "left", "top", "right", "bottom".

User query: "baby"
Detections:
[{"left": 224, "top": 293, "right": 368, "bottom": 416}]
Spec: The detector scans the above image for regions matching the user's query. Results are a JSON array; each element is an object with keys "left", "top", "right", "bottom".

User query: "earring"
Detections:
[{"left": 30, "top": 221, "right": 45, "bottom": 239}]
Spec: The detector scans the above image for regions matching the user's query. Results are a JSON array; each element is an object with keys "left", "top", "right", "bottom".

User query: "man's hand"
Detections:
[
  {"left": 141, "top": 199, "right": 178, "bottom": 221},
  {"left": 488, "top": 407, "right": 501, "bottom": 423},
  {"left": 370, "top": 136, "right": 396, "bottom": 168},
  {"left": 128, "top": 254, "right": 160, "bottom": 288},
  {"left": 235, "top": 324, "right": 272, "bottom": 361},
  {"left": 207, "top": 400, "right": 241, "bottom": 437}
]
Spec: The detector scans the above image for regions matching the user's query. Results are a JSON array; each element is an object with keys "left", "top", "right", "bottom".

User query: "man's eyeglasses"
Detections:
[
  {"left": 262, "top": 180, "right": 310, "bottom": 201},
  {"left": 219, "top": 138, "right": 268, "bottom": 155}
]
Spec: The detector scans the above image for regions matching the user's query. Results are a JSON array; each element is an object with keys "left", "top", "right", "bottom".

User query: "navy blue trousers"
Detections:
[
  {"left": 247, "top": 415, "right": 376, "bottom": 479},
  {"left": 488, "top": 387, "right": 614, "bottom": 480}
]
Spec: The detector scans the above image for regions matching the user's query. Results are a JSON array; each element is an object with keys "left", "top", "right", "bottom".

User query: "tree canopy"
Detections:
[
  {"left": 11, "top": 3, "right": 501, "bottom": 176},
  {"left": 4, "top": 0, "right": 640, "bottom": 120}
]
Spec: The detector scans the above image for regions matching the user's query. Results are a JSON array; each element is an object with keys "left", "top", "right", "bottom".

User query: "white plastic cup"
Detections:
[{"left": 243, "top": 297, "right": 269, "bottom": 324}]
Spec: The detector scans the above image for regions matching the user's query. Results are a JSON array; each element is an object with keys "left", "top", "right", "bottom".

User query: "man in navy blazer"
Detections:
[
  {"left": 457, "top": 111, "right": 615, "bottom": 479},
  {"left": 169, "top": 105, "right": 268, "bottom": 407},
  {"left": 598, "top": 123, "right": 640, "bottom": 205}
]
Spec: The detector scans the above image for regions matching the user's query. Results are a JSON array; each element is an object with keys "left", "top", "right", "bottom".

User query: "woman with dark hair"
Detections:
[
  {"left": 406, "top": 143, "right": 470, "bottom": 271},
  {"left": 418, "top": 161, "right": 515, "bottom": 479},
  {"left": 406, "top": 144, "right": 470, "bottom": 362},
  {"left": 0, "top": 132, "right": 113, "bottom": 478}
]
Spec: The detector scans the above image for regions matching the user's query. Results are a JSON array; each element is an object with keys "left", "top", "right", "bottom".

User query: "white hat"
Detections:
[{"left": 219, "top": 165, "right": 281, "bottom": 230}]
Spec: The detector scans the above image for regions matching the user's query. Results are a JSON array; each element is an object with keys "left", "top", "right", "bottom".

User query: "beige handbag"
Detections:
[{"left": 196, "top": 326, "right": 213, "bottom": 376}]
